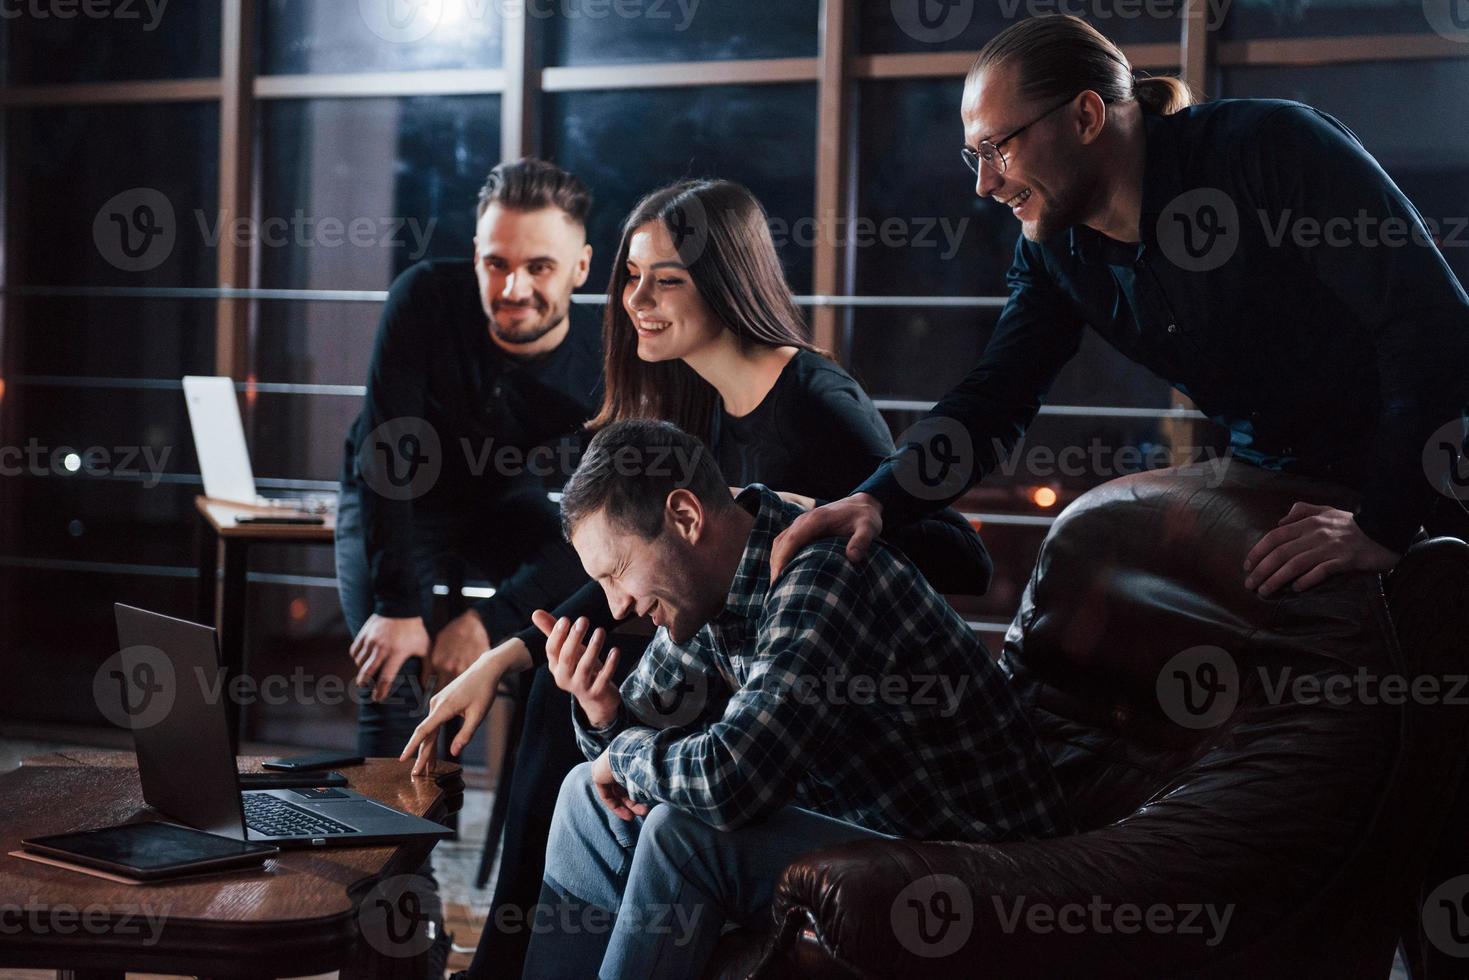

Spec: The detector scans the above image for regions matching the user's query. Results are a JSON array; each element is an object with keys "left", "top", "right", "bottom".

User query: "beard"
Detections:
[
  {"left": 489, "top": 300, "right": 568, "bottom": 347},
  {"left": 1022, "top": 172, "right": 1096, "bottom": 243}
]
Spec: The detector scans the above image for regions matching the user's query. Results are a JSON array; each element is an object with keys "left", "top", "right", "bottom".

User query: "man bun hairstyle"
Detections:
[{"left": 969, "top": 15, "right": 1196, "bottom": 116}]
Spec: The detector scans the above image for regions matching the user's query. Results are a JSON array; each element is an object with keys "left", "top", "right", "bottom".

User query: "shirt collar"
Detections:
[
  {"left": 718, "top": 484, "right": 794, "bottom": 624},
  {"left": 1068, "top": 108, "right": 1180, "bottom": 266}
]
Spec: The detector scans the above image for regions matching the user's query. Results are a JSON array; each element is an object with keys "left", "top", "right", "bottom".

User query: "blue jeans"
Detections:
[
  {"left": 524, "top": 761, "right": 891, "bottom": 980},
  {"left": 467, "top": 645, "right": 645, "bottom": 980}
]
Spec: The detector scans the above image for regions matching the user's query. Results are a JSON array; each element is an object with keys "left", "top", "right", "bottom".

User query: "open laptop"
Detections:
[
  {"left": 181, "top": 375, "right": 329, "bottom": 513},
  {"left": 113, "top": 603, "right": 452, "bottom": 848}
]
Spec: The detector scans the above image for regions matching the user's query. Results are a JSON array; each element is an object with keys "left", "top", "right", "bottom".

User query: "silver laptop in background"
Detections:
[
  {"left": 181, "top": 375, "right": 257, "bottom": 505},
  {"left": 181, "top": 375, "right": 332, "bottom": 513},
  {"left": 113, "top": 603, "right": 453, "bottom": 848}
]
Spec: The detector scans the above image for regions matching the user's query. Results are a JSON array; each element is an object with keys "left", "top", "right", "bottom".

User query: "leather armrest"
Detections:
[{"left": 758, "top": 834, "right": 1256, "bottom": 980}]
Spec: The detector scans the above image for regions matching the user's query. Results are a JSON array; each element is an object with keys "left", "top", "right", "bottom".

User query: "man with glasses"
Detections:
[
  {"left": 773, "top": 14, "right": 1469, "bottom": 594},
  {"left": 960, "top": 94, "right": 1072, "bottom": 193}
]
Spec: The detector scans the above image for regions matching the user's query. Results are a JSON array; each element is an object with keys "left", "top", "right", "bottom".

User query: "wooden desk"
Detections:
[
  {"left": 195, "top": 497, "right": 337, "bottom": 747},
  {"left": 0, "top": 750, "right": 462, "bottom": 979}
]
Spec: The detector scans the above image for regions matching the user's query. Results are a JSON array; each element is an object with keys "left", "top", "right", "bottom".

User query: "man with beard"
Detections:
[
  {"left": 336, "top": 158, "right": 602, "bottom": 763},
  {"left": 773, "top": 15, "right": 1469, "bottom": 596}
]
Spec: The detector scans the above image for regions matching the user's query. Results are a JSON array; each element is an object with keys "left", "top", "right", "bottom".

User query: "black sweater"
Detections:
[{"left": 341, "top": 259, "right": 603, "bottom": 621}]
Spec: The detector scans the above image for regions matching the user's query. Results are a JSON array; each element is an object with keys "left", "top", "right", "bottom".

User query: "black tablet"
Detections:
[{"left": 22, "top": 821, "right": 278, "bottom": 881}]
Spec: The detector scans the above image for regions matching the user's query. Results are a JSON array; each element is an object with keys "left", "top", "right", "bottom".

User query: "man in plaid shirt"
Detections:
[{"left": 521, "top": 419, "right": 1067, "bottom": 979}]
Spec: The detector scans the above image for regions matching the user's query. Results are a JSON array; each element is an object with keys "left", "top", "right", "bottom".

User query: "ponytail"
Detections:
[
  {"left": 1134, "top": 74, "right": 1196, "bottom": 116},
  {"left": 969, "top": 15, "right": 1197, "bottom": 117}
]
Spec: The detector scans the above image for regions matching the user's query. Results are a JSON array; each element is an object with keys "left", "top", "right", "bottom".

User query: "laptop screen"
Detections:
[
  {"left": 182, "top": 375, "right": 257, "bottom": 504},
  {"left": 112, "top": 604, "right": 249, "bottom": 840}
]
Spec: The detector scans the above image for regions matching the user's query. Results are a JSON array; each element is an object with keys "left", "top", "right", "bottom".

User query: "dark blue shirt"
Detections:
[{"left": 859, "top": 99, "right": 1469, "bottom": 553}]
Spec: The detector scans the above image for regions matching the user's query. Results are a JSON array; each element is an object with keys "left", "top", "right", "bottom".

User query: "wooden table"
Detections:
[
  {"left": 195, "top": 497, "right": 337, "bottom": 748},
  {"left": 0, "top": 750, "right": 462, "bottom": 978}
]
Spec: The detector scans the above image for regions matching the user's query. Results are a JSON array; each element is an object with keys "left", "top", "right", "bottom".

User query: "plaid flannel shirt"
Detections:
[{"left": 573, "top": 485, "right": 1069, "bottom": 840}]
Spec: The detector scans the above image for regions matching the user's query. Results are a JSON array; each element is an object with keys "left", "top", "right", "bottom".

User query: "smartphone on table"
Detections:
[{"left": 262, "top": 750, "right": 364, "bottom": 772}]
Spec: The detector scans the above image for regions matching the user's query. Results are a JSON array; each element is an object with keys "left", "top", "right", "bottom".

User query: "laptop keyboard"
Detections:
[{"left": 244, "top": 793, "right": 357, "bottom": 837}]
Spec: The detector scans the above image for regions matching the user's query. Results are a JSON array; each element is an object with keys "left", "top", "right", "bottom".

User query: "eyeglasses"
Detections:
[{"left": 961, "top": 96, "right": 1076, "bottom": 177}]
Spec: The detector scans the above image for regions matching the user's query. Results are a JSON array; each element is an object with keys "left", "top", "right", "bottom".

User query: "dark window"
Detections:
[
  {"left": 2, "top": 297, "right": 215, "bottom": 381},
  {"left": 1222, "top": 0, "right": 1436, "bottom": 40},
  {"left": 259, "top": 0, "right": 504, "bottom": 74},
  {"left": 0, "top": 386, "right": 195, "bottom": 573},
  {"left": 246, "top": 389, "right": 363, "bottom": 489},
  {"left": 854, "top": 78, "right": 1016, "bottom": 300},
  {"left": 7, "top": 102, "right": 220, "bottom": 288},
  {"left": 253, "top": 301, "right": 381, "bottom": 387},
  {"left": 2, "top": 102, "right": 221, "bottom": 727},
  {"left": 0, "top": 569, "right": 196, "bottom": 727},
  {"left": 2, "top": 2, "right": 220, "bottom": 84},
  {"left": 546, "top": 84, "right": 818, "bottom": 293},
  {"left": 257, "top": 95, "right": 502, "bottom": 291},
  {"left": 860, "top": 3, "right": 1185, "bottom": 55},
  {"left": 545, "top": 0, "right": 818, "bottom": 66}
]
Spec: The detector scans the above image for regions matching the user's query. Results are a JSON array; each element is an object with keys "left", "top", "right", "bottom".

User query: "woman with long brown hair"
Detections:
[{"left": 404, "top": 178, "right": 991, "bottom": 980}]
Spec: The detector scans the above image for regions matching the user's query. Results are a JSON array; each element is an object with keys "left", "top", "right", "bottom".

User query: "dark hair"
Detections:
[
  {"left": 560, "top": 419, "right": 732, "bottom": 540},
  {"left": 476, "top": 157, "right": 592, "bottom": 227},
  {"left": 969, "top": 15, "right": 1195, "bottom": 117},
  {"left": 589, "top": 179, "right": 824, "bottom": 440}
]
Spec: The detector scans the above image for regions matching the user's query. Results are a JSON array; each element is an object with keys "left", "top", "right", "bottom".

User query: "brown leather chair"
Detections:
[{"left": 704, "top": 463, "right": 1469, "bottom": 979}]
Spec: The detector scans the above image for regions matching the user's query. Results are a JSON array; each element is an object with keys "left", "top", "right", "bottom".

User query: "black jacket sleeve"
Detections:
[
  {"left": 854, "top": 238, "right": 1088, "bottom": 527},
  {"left": 354, "top": 265, "right": 437, "bottom": 618},
  {"left": 793, "top": 365, "right": 994, "bottom": 595},
  {"left": 511, "top": 578, "right": 617, "bottom": 669}
]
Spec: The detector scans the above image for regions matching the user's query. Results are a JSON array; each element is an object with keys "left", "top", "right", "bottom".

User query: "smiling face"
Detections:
[
  {"left": 621, "top": 220, "right": 726, "bottom": 364},
  {"left": 473, "top": 203, "right": 592, "bottom": 355},
  {"left": 962, "top": 63, "right": 1100, "bottom": 242},
  {"left": 569, "top": 492, "right": 726, "bottom": 645}
]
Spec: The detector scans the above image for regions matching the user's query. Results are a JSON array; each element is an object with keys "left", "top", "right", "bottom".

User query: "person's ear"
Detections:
[
  {"left": 665, "top": 488, "right": 704, "bottom": 544},
  {"left": 1075, "top": 90, "right": 1108, "bottom": 145},
  {"left": 573, "top": 242, "right": 593, "bottom": 288}
]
